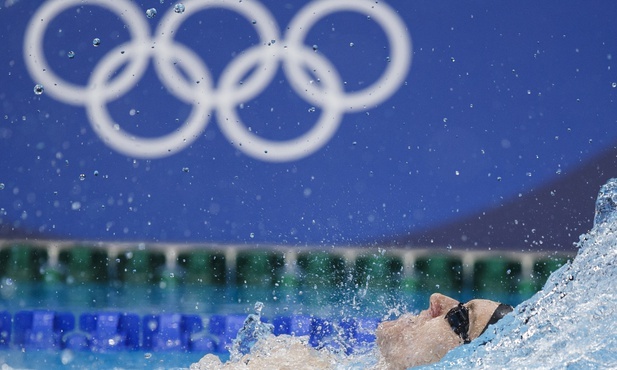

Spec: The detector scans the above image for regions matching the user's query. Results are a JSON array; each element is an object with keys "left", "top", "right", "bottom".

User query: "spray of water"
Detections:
[{"left": 193, "top": 179, "right": 617, "bottom": 369}]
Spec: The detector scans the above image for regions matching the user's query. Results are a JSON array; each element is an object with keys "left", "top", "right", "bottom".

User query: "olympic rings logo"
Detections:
[{"left": 24, "top": 0, "right": 412, "bottom": 161}]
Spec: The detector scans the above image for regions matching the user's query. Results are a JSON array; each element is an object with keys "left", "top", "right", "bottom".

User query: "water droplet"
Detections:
[
  {"left": 146, "top": 8, "right": 157, "bottom": 18},
  {"left": 250, "top": 232, "right": 255, "bottom": 238},
  {"left": 254, "top": 301, "right": 264, "bottom": 314},
  {"left": 174, "top": 3, "right": 185, "bottom": 13},
  {"left": 251, "top": 19, "right": 257, "bottom": 24},
  {"left": 92, "top": 38, "right": 101, "bottom": 47},
  {"left": 60, "top": 349, "right": 74, "bottom": 365},
  {"left": 312, "top": 44, "right": 318, "bottom": 52},
  {"left": 33, "top": 84, "right": 44, "bottom": 95},
  {"left": 67, "top": 51, "right": 75, "bottom": 59},
  {"left": 0, "top": 183, "right": 4, "bottom": 190},
  {"left": 79, "top": 174, "right": 86, "bottom": 181},
  {"left": 93, "top": 170, "right": 99, "bottom": 177},
  {"left": 308, "top": 107, "right": 316, "bottom": 113},
  {"left": 349, "top": 42, "right": 354, "bottom": 47},
  {"left": 612, "top": 82, "right": 617, "bottom": 88},
  {"left": 182, "top": 167, "right": 189, "bottom": 173}
]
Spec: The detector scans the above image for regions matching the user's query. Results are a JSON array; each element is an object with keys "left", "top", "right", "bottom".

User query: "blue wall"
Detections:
[{"left": 1, "top": 0, "right": 616, "bottom": 248}]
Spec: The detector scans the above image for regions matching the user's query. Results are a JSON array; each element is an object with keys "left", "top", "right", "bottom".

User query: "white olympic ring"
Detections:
[{"left": 24, "top": 0, "right": 412, "bottom": 161}]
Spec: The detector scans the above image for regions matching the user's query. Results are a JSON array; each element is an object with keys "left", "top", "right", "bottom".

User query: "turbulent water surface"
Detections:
[{"left": 191, "top": 179, "right": 617, "bottom": 369}]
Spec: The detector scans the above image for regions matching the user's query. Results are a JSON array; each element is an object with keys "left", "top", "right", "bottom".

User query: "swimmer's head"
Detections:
[{"left": 376, "top": 293, "right": 512, "bottom": 369}]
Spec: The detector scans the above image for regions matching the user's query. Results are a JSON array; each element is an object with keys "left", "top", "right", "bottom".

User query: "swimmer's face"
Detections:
[{"left": 376, "top": 293, "right": 506, "bottom": 369}]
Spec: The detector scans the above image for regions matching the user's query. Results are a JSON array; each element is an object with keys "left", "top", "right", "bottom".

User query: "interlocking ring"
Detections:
[{"left": 24, "top": 0, "right": 412, "bottom": 161}]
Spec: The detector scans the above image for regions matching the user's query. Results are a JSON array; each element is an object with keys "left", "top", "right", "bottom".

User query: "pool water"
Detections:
[
  {"left": 0, "top": 278, "right": 525, "bottom": 369},
  {"left": 0, "top": 349, "right": 204, "bottom": 370}
]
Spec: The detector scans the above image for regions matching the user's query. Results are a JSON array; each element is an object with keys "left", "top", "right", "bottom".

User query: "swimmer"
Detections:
[
  {"left": 375, "top": 293, "right": 513, "bottom": 369},
  {"left": 192, "top": 293, "right": 513, "bottom": 370}
]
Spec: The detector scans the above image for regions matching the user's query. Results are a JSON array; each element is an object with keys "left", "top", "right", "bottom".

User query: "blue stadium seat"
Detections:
[
  {"left": 13, "top": 310, "right": 74, "bottom": 349},
  {"left": 183, "top": 315, "right": 215, "bottom": 352},
  {"left": 272, "top": 315, "right": 312, "bottom": 336},
  {"left": 208, "top": 314, "right": 248, "bottom": 353},
  {"left": 309, "top": 317, "right": 334, "bottom": 348},
  {"left": 142, "top": 313, "right": 207, "bottom": 351},
  {"left": 79, "top": 312, "right": 140, "bottom": 351},
  {"left": 340, "top": 317, "right": 380, "bottom": 353}
]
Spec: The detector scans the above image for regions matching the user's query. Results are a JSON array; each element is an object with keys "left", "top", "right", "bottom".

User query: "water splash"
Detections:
[
  {"left": 427, "top": 178, "right": 617, "bottom": 369},
  {"left": 193, "top": 179, "right": 617, "bottom": 369},
  {"left": 594, "top": 178, "right": 617, "bottom": 226},
  {"left": 228, "top": 302, "right": 274, "bottom": 362},
  {"left": 191, "top": 300, "right": 381, "bottom": 370}
]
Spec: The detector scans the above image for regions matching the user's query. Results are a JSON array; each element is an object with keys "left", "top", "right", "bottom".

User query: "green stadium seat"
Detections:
[
  {"left": 59, "top": 247, "right": 109, "bottom": 284},
  {"left": 235, "top": 251, "right": 283, "bottom": 287},
  {"left": 354, "top": 254, "right": 402, "bottom": 289},
  {"left": 473, "top": 258, "right": 521, "bottom": 298},
  {"left": 297, "top": 252, "right": 346, "bottom": 289},
  {"left": 415, "top": 255, "right": 463, "bottom": 293},
  {"left": 0, "top": 245, "right": 44, "bottom": 282},
  {"left": 118, "top": 249, "right": 164, "bottom": 284},
  {"left": 179, "top": 251, "right": 226, "bottom": 285}
]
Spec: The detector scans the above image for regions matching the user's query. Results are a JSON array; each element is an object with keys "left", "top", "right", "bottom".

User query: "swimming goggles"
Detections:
[
  {"left": 445, "top": 303, "right": 471, "bottom": 344},
  {"left": 446, "top": 302, "right": 513, "bottom": 344}
]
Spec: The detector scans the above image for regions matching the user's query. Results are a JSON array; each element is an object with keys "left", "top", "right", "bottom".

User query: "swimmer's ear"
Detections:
[{"left": 428, "top": 293, "right": 459, "bottom": 318}]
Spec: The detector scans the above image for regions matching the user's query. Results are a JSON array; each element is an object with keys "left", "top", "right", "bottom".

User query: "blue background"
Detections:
[{"left": 1, "top": 0, "right": 616, "bottom": 248}]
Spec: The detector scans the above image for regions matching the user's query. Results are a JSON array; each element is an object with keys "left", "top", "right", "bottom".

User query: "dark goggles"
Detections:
[
  {"left": 445, "top": 303, "right": 471, "bottom": 344},
  {"left": 445, "top": 302, "right": 513, "bottom": 344}
]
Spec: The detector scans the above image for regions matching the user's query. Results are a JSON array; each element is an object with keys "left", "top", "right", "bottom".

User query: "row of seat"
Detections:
[
  {"left": 0, "top": 310, "right": 378, "bottom": 354},
  {"left": 0, "top": 244, "right": 569, "bottom": 293}
]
